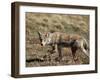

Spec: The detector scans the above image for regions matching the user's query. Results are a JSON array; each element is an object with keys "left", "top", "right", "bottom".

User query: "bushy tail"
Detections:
[
  {"left": 82, "top": 38, "right": 89, "bottom": 57},
  {"left": 83, "top": 38, "right": 89, "bottom": 50}
]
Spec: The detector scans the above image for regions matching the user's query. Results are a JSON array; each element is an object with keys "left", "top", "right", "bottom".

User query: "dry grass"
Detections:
[{"left": 26, "top": 12, "right": 89, "bottom": 67}]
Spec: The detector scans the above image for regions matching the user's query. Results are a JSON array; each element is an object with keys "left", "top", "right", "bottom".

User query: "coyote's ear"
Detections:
[
  {"left": 46, "top": 32, "right": 50, "bottom": 37},
  {"left": 38, "top": 31, "right": 41, "bottom": 36},
  {"left": 37, "top": 31, "right": 42, "bottom": 42}
]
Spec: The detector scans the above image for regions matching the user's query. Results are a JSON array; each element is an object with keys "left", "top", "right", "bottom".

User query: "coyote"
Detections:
[{"left": 38, "top": 31, "right": 89, "bottom": 61}]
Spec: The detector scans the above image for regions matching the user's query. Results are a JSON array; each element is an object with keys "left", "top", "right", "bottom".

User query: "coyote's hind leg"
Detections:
[{"left": 71, "top": 47, "right": 78, "bottom": 62}]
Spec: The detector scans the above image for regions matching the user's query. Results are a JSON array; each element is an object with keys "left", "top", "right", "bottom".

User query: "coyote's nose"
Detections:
[{"left": 41, "top": 44, "right": 43, "bottom": 46}]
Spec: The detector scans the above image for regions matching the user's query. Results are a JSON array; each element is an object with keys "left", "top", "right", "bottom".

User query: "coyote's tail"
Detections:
[
  {"left": 82, "top": 38, "right": 89, "bottom": 57},
  {"left": 83, "top": 38, "right": 89, "bottom": 50}
]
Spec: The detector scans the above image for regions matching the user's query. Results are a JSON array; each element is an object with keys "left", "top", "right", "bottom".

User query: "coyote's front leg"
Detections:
[
  {"left": 57, "top": 44, "right": 62, "bottom": 61},
  {"left": 48, "top": 44, "right": 56, "bottom": 54},
  {"left": 51, "top": 44, "right": 56, "bottom": 53}
]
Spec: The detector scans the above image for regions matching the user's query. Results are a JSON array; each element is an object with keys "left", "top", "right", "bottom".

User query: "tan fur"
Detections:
[{"left": 38, "top": 31, "right": 89, "bottom": 62}]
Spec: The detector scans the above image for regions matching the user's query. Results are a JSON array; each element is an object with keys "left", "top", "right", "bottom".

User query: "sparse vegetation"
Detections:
[{"left": 26, "top": 12, "right": 89, "bottom": 67}]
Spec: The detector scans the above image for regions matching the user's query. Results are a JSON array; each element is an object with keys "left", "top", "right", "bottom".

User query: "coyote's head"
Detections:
[{"left": 38, "top": 32, "right": 51, "bottom": 46}]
